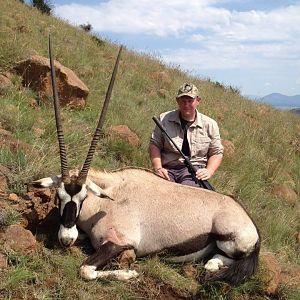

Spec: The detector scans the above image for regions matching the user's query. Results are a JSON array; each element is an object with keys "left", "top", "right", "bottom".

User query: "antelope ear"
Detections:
[
  {"left": 32, "top": 175, "right": 62, "bottom": 188},
  {"left": 86, "top": 179, "right": 114, "bottom": 201}
]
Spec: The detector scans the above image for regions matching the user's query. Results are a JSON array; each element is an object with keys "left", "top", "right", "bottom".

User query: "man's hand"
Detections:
[
  {"left": 196, "top": 168, "right": 213, "bottom": 180},
  {"left": 155, "top": 168, "right": 170, "bottom": 180}
]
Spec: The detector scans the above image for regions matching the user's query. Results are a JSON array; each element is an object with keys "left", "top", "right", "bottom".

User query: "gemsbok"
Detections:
[{"left": 32, "top": 36, "right": 260, "bottom": 286}]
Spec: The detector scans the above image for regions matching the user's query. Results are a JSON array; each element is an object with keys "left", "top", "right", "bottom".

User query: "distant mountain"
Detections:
[
  {"left": 290, "top": 108, "right": 300, "bottom": 115},
  {"left": 259, "top": 93, "right": 300, "bottom": 108}
]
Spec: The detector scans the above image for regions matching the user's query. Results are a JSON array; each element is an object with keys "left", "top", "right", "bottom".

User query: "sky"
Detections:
[{"left": 41, "top": 1, "right": 300, "bottom": 97}]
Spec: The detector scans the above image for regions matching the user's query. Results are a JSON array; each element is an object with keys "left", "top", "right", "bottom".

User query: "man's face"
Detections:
[{"left": 176, "top": 96, "right": 200, "bottom": 119}]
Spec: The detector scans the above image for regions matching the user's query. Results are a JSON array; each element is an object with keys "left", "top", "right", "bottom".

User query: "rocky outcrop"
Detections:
[
  {"left": 0, "top": 73, "right": 12, "bottom": 89},
  {"left": 260, "top": 252, "right": 281, "bottom": 296},
  {"left": 272, "top": 183, "right": 298, "bottom": 206},
  {"left": 14, "top": 55, "right": 89, "bottom": 108},
  {"left": 2, "top": 224, "right": 37, "bottom": 253},
  {"left": 107, "top": 125, "right": 140, "bottom": 147}
]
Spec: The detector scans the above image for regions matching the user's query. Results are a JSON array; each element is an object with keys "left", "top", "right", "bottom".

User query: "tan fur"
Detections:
[{"left": 77, "top": 168, "right": 258, "bottom": 257}]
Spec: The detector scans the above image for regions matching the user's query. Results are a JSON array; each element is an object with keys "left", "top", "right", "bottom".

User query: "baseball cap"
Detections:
[{"left": 176, "top": 83, "right": 199, "bottom": 99}]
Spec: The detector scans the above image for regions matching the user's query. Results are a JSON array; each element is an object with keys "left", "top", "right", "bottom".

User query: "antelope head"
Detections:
[{"left": 33, "top": 35, "right": 122, "bottom": 247}]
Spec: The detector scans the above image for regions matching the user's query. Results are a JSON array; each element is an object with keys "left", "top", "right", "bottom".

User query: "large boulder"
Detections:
[
  {"left": 14, "top": 55, "right": 89, "bottom": 108},
  {"left": 107, "top": 125, "right": 140, "bottom": 148},
  {"left": 2, "top": 224, "right": 37, "bottom": 254},
  {"left": 272, "top": 183, "right": 298, "bottom": 206},
  {"left": 260, "top": 252, "right": 281, "bottom": 296},
  {"left": 0, "top": 73, "right": 12, "bottom": 90}
]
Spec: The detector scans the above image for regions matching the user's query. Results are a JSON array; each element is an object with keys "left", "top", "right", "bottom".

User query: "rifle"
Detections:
[{"left": 152, "top": 116, "right": 215, "bottom": 191}]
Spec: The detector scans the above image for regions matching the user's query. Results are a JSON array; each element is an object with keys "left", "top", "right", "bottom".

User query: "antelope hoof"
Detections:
[
  {"left": 204, "top": 258, "right": 223, "bottom": 272},
  {"left": 97, "top": 269, "right": 139, "bottom": 281},
  {"left": 80, "top": 265, "right": 97, "bottom": 280}
]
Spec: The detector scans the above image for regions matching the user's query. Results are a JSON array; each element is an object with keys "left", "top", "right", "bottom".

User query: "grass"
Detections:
[{"left": 0, "top": 0, "right": 299, "bottom": 299}]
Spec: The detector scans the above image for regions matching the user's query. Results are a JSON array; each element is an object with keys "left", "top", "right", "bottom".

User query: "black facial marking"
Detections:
[
  {"left": 64, "top": 182, "right": 83, "bottom": 197},
  {"left": 61, "top": 201, "right": 77, "bottom": 228}
]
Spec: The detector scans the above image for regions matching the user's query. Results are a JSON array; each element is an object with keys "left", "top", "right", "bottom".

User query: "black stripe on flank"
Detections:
[{"left": 165, "top": 233, "right": 236, "bottom": 256}]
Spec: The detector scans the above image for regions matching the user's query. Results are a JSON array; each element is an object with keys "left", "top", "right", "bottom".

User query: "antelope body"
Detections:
[
  {"left": 33, "top": 37, "right": 260, "bottom": 286},
  {"left": 35, "top": 167, "right": 260, "bottom": 285}
]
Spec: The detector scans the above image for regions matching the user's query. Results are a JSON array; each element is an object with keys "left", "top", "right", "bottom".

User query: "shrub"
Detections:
[
  {"left": 31, "top": 0, "right": 52, "bottom": 15},
  {"left": 79, "top": 23, "right": 92, "bottom": 32}
]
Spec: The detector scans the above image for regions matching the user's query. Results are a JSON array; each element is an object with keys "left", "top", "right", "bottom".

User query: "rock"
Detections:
[
  {"left": 8, "top": 193, "right": 19, "bottom": 203},
  {"left": 3, "top": 224, "right": 37, "bottom": 253},
  {"left": 14, "top": 55, "right": 89, "bottom": 108},
  {"left": 272, "top": 184, "right": 298, "bottom": 206},
  {"left": 280, "top": 265, "right": 300, "bottom": 288},
  {"left": 222, "top": 140, "right": 235, "bottom": 156},
  {"left": 0, "top": 73, "right": 12, "bottom": 89},
  {"left": 107, "top": 125, "right": 140, "bottom": 147},
  {"left": 23, "top": 186, "right": 58, "bottom": 233},
  {"left": 260, "top": 252, "right": 281, "bottom": 296}
]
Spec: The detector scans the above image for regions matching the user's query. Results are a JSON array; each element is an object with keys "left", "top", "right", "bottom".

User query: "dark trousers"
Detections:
[{"left": 166, "top": 165, "right": 203, "bottom": 187}]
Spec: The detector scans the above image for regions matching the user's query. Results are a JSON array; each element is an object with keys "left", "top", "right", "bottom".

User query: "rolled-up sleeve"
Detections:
[
  {"left": 207, "top": 121, "right": 224, "bottom": 157},
  {"left": 150, "top": 116, "right": 163, "bottom": 149}
]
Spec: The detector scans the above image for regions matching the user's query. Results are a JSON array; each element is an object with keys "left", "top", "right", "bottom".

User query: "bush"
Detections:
[
  {"left": 80, "top": 23, "right": 92, "bottom": 32},
  {"left": 31, "top": 0, "right": 52, "bottom": 15}
]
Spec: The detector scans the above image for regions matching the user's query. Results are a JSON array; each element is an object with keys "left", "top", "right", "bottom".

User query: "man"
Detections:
[{"left": 149, "top": 83, "right": 223, "bottom": 187}]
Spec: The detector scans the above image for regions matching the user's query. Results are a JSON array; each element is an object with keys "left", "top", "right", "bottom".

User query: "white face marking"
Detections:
[
  {"left": 58, "top": 183, "right": 71, "bottom": 216},
  {"left": 58, "top": 224, "right": 78, "bottom": 247},
  {"left": 72, "top": 184, "right": 87, "bottom": 217},
  {"left": 58, "top": 183, "right": 87, "bottom": 216}
]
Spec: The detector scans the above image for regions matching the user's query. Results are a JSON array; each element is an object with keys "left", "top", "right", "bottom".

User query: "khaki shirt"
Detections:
[{"left": 150, "top": 109, "right": 223, "bottom": 167}]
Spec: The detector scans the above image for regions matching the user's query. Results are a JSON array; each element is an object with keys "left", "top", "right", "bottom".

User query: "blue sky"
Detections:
[{"left": 39, "top": 1, "right": 300, "bottom": 97}]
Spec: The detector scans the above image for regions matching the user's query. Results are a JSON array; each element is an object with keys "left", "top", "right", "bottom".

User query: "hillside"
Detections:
[{"left": 0, "top": 1, "right": 300, "bottom": 299}]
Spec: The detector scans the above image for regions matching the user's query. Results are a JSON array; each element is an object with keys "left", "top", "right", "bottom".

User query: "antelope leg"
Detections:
[{"left": 80, "top": 241, "right": 138, "bottom": 281}]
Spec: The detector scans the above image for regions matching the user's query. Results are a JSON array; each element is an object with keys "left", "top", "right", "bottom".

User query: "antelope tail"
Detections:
[{"left": 207, "top": 238, "right": 261, "bottom": 286}]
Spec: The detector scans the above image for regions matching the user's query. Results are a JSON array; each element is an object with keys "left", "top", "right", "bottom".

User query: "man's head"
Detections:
[{"left": 176, "top": 83, "right": 200, "bottom": 120}]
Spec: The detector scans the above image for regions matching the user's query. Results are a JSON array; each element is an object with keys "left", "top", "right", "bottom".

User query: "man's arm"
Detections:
[
  {"left": 196, "top": 154, "right": 223, "bottom": 180},
  {"left": 149, "top": 143, "right": 170, "bottom": 180}
]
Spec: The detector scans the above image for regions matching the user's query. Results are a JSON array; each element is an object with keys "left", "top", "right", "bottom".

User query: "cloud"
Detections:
[
  {"left": 53, "top": 0, "right": 300, "bottom": 95},
  {"left": 54, "top": 1, "right": 300, "bottom": 40},
  {"left": 54, "top": 0, "right": 217, "bottom": 36}
]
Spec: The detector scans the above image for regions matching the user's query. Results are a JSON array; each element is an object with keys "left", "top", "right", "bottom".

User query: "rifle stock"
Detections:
[{"left": 152, "top": 116, "right": 215, "bottom": 191}]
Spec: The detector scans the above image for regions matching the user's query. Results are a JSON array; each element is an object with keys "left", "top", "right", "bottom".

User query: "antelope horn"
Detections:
[
  {"left": 48, "top": 34, "right": 70, "bottom": 183},
  {"left": 78, "top": 46, "right": 123, "bottom": 184}
]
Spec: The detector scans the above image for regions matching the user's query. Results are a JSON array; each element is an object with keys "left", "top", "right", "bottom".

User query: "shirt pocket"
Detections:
[
  {"left": 164, "top": 136, "right": 182, "bottom": 153},
  {"left": 193, "top": 136, "right": 211, "bottom": 157}
]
